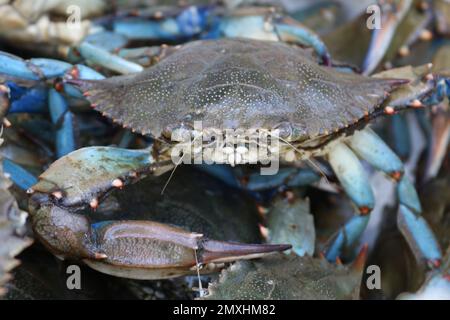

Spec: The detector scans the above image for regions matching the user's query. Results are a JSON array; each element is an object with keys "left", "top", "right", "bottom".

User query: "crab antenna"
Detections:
[
  {"left": 160, "top": 133, "right": 203, "bottom": 195},
  {"left": 194, "top": 248, "right": 205, "bottom": 298},
  {"left": 160, "top": 154, "right": 183, "bottom": 195}
]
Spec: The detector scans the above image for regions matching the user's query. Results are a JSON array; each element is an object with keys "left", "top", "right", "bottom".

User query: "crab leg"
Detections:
[
  {"left": 390, "top": 114, "right": 412, "bottom": 159},
  {"left": 325, "top": 142, "right": 374, "bottom": 261},
  {"left": 271, "top": 17, "right": 331, "bottom": 65},
  {"left": 215, "top": 14, "right": 330, "bottom": 65},
  {"left": 77, "top": 42, "right": 143, "bottom": 75},
  {"left": 2, "top": 158, "right": 38, "bottom": 191},
  {"left": 0, "top": 52, "right": 106, "bottom": 157},
  {"left": 362, "top": 0, "right": 413, "bottom": 74},
  {"left": 4, "top": 82, "right": 47, "bottom": 114},
  {"left": 111, "top": 5, "right": 211, "bottom": 41},
  {"left": 347, "top": 127, "right": 442, "bottom": 266},
  {"left": 243, "top": 167, "right": 320, "bottom": 192},
  {"left": 48, "top": 89, "right": 76, "bottom": 158}
]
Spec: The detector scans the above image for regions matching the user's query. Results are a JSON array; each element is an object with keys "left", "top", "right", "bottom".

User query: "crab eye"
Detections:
[{"left": 273, "top": 122, "right": 293, "bottom": 139}]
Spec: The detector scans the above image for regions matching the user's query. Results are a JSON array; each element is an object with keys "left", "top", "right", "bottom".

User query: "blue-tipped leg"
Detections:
[
  {"left": 398, "top": 205, "right": 442, "bottom": 267},
  {"left": 48, "top": 89, "right": 76, "bottom": 158},
  {"left": 29, "top": 58, "right": 72, "bottom": 78},
  {"left": 327, "top": 142, "right": 375, "bottom": 211},
  {"left": 325, "top": 142, "right": 374, "bottom": 261},
  {"left": 6, "top": 82, "right": 48, "bottom": 114},
  {"left": 347, "top": 127, "right": 404, "bottom": 177},
  {"left": 213, "top": 14, "right": 331, "bottom": 65},
  {"left": 325, "top": 215, "right": 370, "bottom": 262},
  {"left": 0, "top": 51, "right": 40, "bottom": 80},
  {"left": 390, "top": 114, "right": 411, "bottom": 159},
  {"left": 244, "top": 167, "right": 320, "bottom": 191},
  {"left": 346, "top": 128, "right": 442, "bottom": 267},
  {"left": 397, "top": 175, "right": 422, "bottom": 214},
  {"left": 112, "top": 5, "right": 211, "bottom": 41},
  {"left": 273, "top": 18, "right": 331, "bottom": 65},
  {"left": 2, "top": 158, "right": 38, "bottom": 191},
  {"left": 77, "top": 42, "right": 143, "bottom": 75}
]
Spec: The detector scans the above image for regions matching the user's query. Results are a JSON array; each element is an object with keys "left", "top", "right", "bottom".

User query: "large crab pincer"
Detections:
[{"left": 28, "top": 146, "right": 290, "bottom": 279}]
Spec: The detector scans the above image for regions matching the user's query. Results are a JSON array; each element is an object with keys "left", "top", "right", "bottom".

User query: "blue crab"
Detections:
[{"left": 8, "top": 37, "right": 443, "bottom": 271}]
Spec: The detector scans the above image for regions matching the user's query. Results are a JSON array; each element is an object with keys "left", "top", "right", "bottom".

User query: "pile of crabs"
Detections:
[{"left": 0, "top": 0, "right": 449, "bottom": 300}]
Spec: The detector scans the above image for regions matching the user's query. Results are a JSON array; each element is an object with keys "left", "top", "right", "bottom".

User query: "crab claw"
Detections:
[
  {"left": 28, "top": 146, "right": 174, "bottom": 208},
  {"left": 363, "top": 0, "right": 413, "bottom": 74},
  {"left": 83, "top": 220, "right": 291, "bottom": 280},
  {"left": 201, "top": 240, "right": 291, "bottom": 264}
]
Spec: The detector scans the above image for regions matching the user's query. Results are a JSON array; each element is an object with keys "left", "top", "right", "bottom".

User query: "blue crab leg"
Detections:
[
  {"left": 196, "top": 164, "right": 241, "bottom": 189},
  {"left": 0, "top": 51, "right": 40, "bottom": 80},
  {"left": 0, "top": 52, "right": 105, "bottom": 157},
  {"left": 48, "top": 89, "right": 76, "bottom": 158},
  {"left": 62, "top": 64, "right": 105, "bottom": 99},
  {"left": 77, "top": 42, "right": 143, "bottom": 75},
  {"left": 28, "top": 58, "right": 73, "bottom": 78},
  {"left": 398, "top": 205, "right": 442, "bottom": 268},
  {"left": 347, "top": 127, "right": 442, "bottom": 266},
  {"left": 2, "top": 158, "right": 38, "bottom": 191},
  {"left": 325, "top": 142, "right": 374, "bottom": 261},
  {"left": 272, "top": 17, "right": 331, "bottom": 65},
  {"left": 421, "top": 101, "right": 450, "bottom": 181},
  {"left": 215, "top": 15, "right": 331, "bottom": 65},
  {"left": 244, "top": 167, "right": 320, "bottom": 192},
  {"left": 7, "top": 83, "right": 48, "bottom": 114},
  {"left": 111, "top": 5, "right": 211, "bottom": 41},
  {"left": 362, "top": 0, "right": 412, "bottom": 74},
  {"left": 390, "top": 114, "right": 411, "bottom": 159}
]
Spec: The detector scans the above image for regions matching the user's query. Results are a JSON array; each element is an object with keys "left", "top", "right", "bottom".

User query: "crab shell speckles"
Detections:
[{"left": 68, "top": 38, "right": 408, "bottom": 145}]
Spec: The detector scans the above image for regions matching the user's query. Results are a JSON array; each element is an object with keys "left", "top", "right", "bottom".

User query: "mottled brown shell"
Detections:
[{"left": 71, "top": 38, "right": 406, "bottom": 140}]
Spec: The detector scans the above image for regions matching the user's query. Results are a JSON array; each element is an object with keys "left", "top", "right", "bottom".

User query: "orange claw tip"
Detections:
[
  {"left": 94, "top": 252, "right": 108, "bottom": 259},
  {"left": 359, "top": 206, "right": 371, "bottom": 215},
  {"left": 82, "top": 91, "right": 90, "bottom": 97},
  {"left": 0, "top": 84, "right": 9, "bottom": 92},
  {"left": 89, "top": 198, "right": 99, "bottom": 210},
  {"left": 2, "top": 117, "right": 11, "bottom": 127},
  {"left": 398, "top": 46, "right": 410, "bottom": 57},
  {"left": 425, "top": 73, "right": 434, "bottom": 81},
  {"left": 384, "top": 106, "right": 395, "bottom": 115},
  {"left": 129, "top": 171, "right": 138, "bottom": 178},
  {"left": 258, "top": 224, "right": 269, "bottom": 239},
  {"left": 112, "top": 178, "right": 124, "bottom": 188},
  {"left": 410, "top": 99, "right": 424, "bottom": 108},
  {"left": 54, "top": 82, "right": 64, "bottom": 92},
  {"left": 390, "top": 171, "right": 403, "bottom": 181},
  {"left": 352, "top": 244, "right": 369, "bottom": 271},
  {"left": 51, "top": 191, "right": 63, "bottom": 199},
  {"left": 419, "top": 29, "right": 433, "bottom": 41},
  {"left": 69, "top": 67, "right": 80, "bottom": 79},
  {"left": 427, "top": 259, "right": 442, "bottom": 269},
  {"left": 200, "top": 240, "right": 291, "bottom": 264},
  {"left": 335, "top": 256, "right": 343, "bottom": 265}
]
